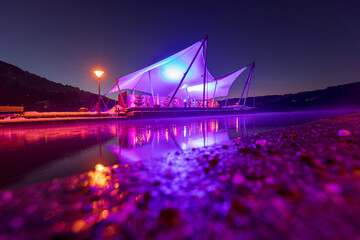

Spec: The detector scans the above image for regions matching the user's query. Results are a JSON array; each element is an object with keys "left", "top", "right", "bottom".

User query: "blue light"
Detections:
[
  {"left": 164, "top": 67, "right": 182, "bottom": 80},
  {"left": 162, "top": 62, "right": 187, "bottom": 82}
]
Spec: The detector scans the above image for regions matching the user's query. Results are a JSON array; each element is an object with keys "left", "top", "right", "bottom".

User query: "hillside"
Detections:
[
  {"left": 0, "top": 61, "right": 115, "bottom": 112},
  {"left": 221, "top": 81, "right": 360, "bottom": 111}
]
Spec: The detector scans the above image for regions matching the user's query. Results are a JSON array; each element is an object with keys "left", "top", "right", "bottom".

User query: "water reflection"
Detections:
[
  {"left": 0, "top": 109, "right": 355, "bottom": 188},
  {"left": 106, "top": 117, "right": 250, "bottom": 163}
]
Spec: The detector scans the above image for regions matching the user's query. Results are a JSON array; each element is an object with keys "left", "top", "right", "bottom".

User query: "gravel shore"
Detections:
[{"left": 1, "top": 112, "right": 359, "bottom": 240}]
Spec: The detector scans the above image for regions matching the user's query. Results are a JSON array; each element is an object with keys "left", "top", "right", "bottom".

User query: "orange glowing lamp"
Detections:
[
  {"left": 93, "top": 70, "right": 104, "bottom": 116},
  {"left": 95, "top": 163, "right": 105, "bottom": 172},
  {"left": 93, "top": 70, "right": 104, "bottom": 78}
]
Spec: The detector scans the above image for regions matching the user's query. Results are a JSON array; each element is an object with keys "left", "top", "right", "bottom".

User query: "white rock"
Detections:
[{"left": 255, "top": 139, "right": 267, "bottom": 146}]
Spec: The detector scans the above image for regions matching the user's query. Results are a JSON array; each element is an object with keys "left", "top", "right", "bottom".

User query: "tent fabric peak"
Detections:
[{"left": 105, "top": 38, "right": 249, "bottom": 100}]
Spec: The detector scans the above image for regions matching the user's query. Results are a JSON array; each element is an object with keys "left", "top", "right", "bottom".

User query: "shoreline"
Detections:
[
  {"left": 0, "top": 107, "right": 256, "bottom": 126},
  {"left": 0, "top": 116, "right": 126, "bottom": 126},
  {"left": 1, "top": 108, "right": 358, "bottom": 126},
  {"left": 0, "top": 111, "right": 359, "bottom": 239}
]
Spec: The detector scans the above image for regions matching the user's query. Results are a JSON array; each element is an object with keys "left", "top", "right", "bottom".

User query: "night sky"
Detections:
[{"left": 1, "top": 0, "right": 359, "bottom": 98}]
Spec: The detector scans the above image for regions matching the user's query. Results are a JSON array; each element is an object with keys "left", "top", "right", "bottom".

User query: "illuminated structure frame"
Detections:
[{"left": 105, "top": 36, "right": 255, "bottom": 108}]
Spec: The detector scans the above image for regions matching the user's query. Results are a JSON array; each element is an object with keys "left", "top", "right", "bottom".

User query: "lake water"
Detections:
[{"left": 0, "top": 109, "right": 356, "bottom": 189}]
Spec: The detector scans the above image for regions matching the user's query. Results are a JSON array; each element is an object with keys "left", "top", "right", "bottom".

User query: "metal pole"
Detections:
[
  {"left": 168, "top": 36, "right": 208, "bottom": 107},
  {"left": 101, "top": 97, "right": 107, "bottom": 110},
  {"left": 252, "top": 62, "right": 255, "bottom": 108},
  {"left": 149, "top": 71, "right": 155, "bottom": 105},
  {"left": 243, "top": 64, "right": 254, "bottom": 106},
  {"left": 207, "top": 75, "right": 209, "bottom": 110},
  {"left": 238, "top": 74, "right": 249, "bottom": 105},
  {"left": 98, "top": 77, "right": 101, "bottom": 116},
  {"left": 212, "top": 81, "right": 218, "bottom": 107},
  {"left": 115, "top": 79, "right": 126, "bottom": 108},
  {"left": 203, "top": 36, "right": 208, "bottom": 108},
  {"left": 238, "top": 64, "right": 252, "bottom": 105}
]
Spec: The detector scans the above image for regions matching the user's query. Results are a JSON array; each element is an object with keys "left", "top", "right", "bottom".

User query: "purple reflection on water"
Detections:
[{"left": 0, "top": 109, "right": 356, "bottom": 189}]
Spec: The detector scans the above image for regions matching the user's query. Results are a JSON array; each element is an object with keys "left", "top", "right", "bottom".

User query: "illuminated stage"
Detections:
[{"left": 124, "top": 106, "right": 257, "bottom": 119}]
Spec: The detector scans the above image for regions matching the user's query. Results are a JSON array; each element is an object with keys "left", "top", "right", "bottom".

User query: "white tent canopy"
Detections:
[
  {"left": 177, "top": 66, "right": 248, "bottom": 100},
  {"left": 105, "top": 38, "right": 249, "bottom": 100}
]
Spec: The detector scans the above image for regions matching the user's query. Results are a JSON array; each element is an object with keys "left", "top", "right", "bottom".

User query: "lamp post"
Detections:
[{"left": 93, "top": 70, "right": 104, "bottom": 116}]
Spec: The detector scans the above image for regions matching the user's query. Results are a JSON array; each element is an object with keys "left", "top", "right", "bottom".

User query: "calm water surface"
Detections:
[{"left": 0, "top": 109, "right": 356, "bottom": 189}]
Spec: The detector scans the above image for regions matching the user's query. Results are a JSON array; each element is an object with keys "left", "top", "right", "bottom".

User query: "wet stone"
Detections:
[{"left": 159, "top": 208, "right": 180, "bottom": 228}]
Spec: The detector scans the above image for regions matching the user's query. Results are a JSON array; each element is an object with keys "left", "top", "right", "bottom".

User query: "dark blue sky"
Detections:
[{"left": 1, "top": 0, "right": 359, "bottom": 98}]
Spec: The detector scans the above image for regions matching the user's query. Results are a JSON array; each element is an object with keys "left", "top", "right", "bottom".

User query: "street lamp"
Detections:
[{"left": 93, "top": 70, "right": 104, "bottom": 116}]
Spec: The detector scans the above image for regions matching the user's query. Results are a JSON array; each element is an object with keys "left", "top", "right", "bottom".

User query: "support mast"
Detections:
[
  {"left": 252, "top": 62, "right": 255, "bottom": 108},
  {"left": 115, "top": 79, "right": 126, "bottom": 108},
  {"left": 212, "top": 80, "right": 218, "bottom": 107},
  {"left": 202, "top": 36, "right": 208, "bottom": 108},
  {"left": 243, "top": 63, "right": 255, "bottom": 106},
  {"left": 238, "top": 62, "right": 254, "bottom": 105},
  {"left": 168, "top": 36, "right": 208, "bottom": 107},
  {"left": 149, "top": 71, "right": 155, "bottom": 105}
]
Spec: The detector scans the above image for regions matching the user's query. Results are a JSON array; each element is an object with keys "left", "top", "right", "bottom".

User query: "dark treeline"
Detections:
[
  {"left": 0, "top": 61, "right": 115, "bottom": 112},
  {"left": 219, "top": 81, "right": 360, "bottom": 111}
]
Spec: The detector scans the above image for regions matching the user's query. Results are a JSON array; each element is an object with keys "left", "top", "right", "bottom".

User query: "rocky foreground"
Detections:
[{"left": 1, "top": 112, "right": 360, "bottom": 240}]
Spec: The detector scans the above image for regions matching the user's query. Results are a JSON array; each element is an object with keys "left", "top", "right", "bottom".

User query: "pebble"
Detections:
[
  {"left": 9, "top": 217, "right": 24, "bottom": 230},
  {"left": 25, "top": 204, "right": 37, "bottom": 214},
  {"left": 255, "top": 139, "right": 267, "bottom": 146},
  {"left": 2, "top": 191, "right": 13, "bottom": 202},
  {"left": 232, "top": 173, "right": 246, "bottom": 185},
  {"left": 324, "top": 183, "right": 342, "bottom": 195},
  {"left": 338, "top": 129, "right": 351, "bottom": 136}
]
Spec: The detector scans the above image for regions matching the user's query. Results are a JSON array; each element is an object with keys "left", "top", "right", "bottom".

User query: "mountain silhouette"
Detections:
[
  {"left": 0, "top": 60, "right": 115, "bottom": 112},
  {"left": 221, "top": 81, "right": 360, "bottom": 111}
]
